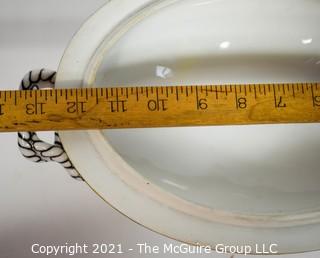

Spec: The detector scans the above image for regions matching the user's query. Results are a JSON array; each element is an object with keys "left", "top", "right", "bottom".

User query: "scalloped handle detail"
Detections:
[{"left": 17, "top": 69, "right": 83, "bottom": 181}]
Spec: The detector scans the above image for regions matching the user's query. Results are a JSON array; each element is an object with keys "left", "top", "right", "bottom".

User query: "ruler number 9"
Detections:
[
  {"left": 314, "top": 96, "right": 320, "bottom": 107},
  {"left": 197, "top": 98, "right": 208, "bottom": 110}
]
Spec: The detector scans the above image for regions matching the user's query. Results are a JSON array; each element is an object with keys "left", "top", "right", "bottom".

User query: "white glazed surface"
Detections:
[{"left": 57, "top": 0, "right": 320, "bottom": 253}]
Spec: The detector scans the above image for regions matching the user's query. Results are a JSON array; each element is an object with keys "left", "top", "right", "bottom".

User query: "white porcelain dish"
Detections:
[{"left": 20, "top": 0, "right": 320, "bottom": 254}]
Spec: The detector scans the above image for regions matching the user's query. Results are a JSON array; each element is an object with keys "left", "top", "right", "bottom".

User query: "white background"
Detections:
[{"left": 0, "top": 1, "right": 319, "bottom": 257}]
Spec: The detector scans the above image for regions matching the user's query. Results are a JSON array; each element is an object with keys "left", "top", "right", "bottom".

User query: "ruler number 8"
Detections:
[{"left": 238, "top": 97, "right": 247, "bottom": 109}]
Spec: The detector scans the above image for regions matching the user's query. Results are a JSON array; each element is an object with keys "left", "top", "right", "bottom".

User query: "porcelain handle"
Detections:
[{"left": 17, "top": 69, "right": 83, "bottom": 181}]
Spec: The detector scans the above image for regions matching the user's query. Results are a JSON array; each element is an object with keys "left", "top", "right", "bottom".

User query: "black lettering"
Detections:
[
  {"left": 314, "top": 96, "right": 320, "bottom": 107},
  {"left": 148, "top": 100, "right": 157, "bottom": 111},
  {"left": 159, "top": 99, "right": 168, "bottom": 111},
  {"left": 79, "top": 101, "right": 86, "bottom": 113},
  {"left": 109, "top": 101, "right": 116, "bottom": 112},
  {"left": 237, "top": 97, "right": 247, "bottom": 109},
  {"left": 198, "top": 98, "right": 208, "bottom": 110},
  {"left": 38, "top": 103, "right": 45, "bottom": 114},
  {"left": 120, "top": 101, "right": 127, "bottom": 112},
  {"left": 108, "top": 100, "right": 127, "bottom": 112},
  {"left": 67, "top": 102, "right": 77, "bottom": 113},
  {"left": 276, "top": 96, "right": 287, "bottom": 108},
  {"left": 26, "top": 104, "right": 35, "bottom": 115},
  {"left": 147, "top": 99, "right": 168, "bottom": 111}
]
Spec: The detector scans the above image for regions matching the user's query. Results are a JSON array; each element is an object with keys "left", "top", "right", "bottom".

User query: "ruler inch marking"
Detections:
[
  {"left": 234, "top": 85, "right": 238, "bottom": 109},
  {"left": 156, "top": 87, "right": 159, "bottom": 111},
  {"left": 96, "top": 88, "right": 99, "bottom": 104},
  {"left": 75, "top": 88, "right": 79, "bottom": 114},
  {"left": 175, "top": 86, "right": 179, "bottom": 101},
  {"left": 214, "top": 86, "right": 218, "bottom": 99},
  {"left": 14, "top": 91, "right": 17, "bottom": 105},
  {"left": 272, "top": 84, "right": 277, "bottom": 108},
  {"left": 34, "top": 90, "right": 38, "bottom": 115},
  {"left": 55, "top": 89, "right": 59, "bottom": 104},
  {"left": 311, "top": 83, "right": 316, "bottom": 107},
  {"left": 135, "top": 87, "right": 139, "bottom": 101},
  {"left": 105, "top": 88, "right": 109, "bottom": 99},
  {"left": 253, "top": 85, "right": 257, "bottom": 99},
  {"left": 195, "top": 86, "right": 199, "bottom": 110},
  {"left": 116, "top": 88, "right": 119, "bottom": 112}
]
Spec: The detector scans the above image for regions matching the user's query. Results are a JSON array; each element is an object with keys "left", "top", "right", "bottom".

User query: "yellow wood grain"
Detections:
[{"left": 0, "top": 83, "right": 320, "bottom": 132}]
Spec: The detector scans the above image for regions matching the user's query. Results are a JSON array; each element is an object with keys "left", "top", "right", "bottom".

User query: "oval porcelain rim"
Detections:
[{"left": 56, "top": 0, "right": 320, "bottom": 253}]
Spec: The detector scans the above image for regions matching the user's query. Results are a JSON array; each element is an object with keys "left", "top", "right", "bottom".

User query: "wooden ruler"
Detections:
[{"left": 1, "top": 82, "right": 320, "bottom": 132}]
